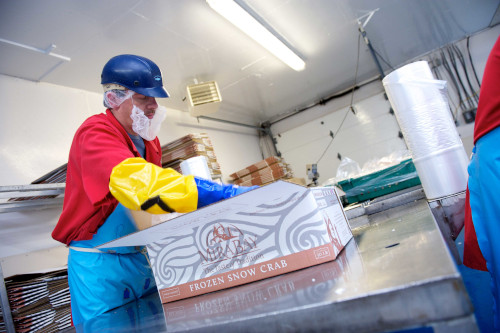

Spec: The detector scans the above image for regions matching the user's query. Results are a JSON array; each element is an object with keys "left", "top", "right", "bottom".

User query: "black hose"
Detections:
[
  {"left": 441, "top": 49, "right": 465, "bottom": 113},
  {"left": 446, "top": 46, "right": 474, "bottom": 110},
  {"left": 452, "top": 43, "right": 479, "bottom": 104},
  {"left": 373, "top": 47, "right": 394, "bottom": 71}
]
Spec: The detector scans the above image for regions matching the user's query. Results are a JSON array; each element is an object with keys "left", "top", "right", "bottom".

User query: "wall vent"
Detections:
[{"left": 186, "top": 81, "right": 222, "bottom": 117}]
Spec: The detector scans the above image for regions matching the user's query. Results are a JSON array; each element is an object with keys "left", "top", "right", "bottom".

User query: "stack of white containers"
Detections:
[
  {"left": 180, "top": 156, "right": 213, "bottom": 181},
  {"left": 382, "top": 61, "right": 469, "bottom": 200}
]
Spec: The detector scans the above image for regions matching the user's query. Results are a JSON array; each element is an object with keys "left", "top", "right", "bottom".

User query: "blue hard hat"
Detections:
[{"left": 101, "top": 54, "right": 169, "bottom": 98}]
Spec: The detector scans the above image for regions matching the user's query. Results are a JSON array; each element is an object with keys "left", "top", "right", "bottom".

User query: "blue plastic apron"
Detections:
[
  {"left": 68, "top": 204, "right": 156, "bottom": 325},
  {"left": 468, "top": 126, "right": 500, "bottom": 330}
]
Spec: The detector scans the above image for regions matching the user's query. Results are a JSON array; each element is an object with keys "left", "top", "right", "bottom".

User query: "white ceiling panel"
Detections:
[{"left": 0, "top": 0, "right": 498, "bottom": 126}]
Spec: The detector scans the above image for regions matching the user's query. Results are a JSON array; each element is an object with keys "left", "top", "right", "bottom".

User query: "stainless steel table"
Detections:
[{"left": 74, "top": 199, "right": 477, "bottom": 333}]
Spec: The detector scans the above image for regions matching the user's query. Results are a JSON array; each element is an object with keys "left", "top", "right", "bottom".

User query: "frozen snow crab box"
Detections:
[{"left": 99, "top": 180, "right": 353, "bottom": 303}]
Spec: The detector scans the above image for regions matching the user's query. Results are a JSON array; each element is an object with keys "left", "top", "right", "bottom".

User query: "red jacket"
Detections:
[
  {"left": 463, "top": 36, "right": 500, "bottom": 271},
  {"left": 472, "top": 36, "right": 500, "bottom": 144},
  {"left": 52, "top": 109, "right": 162, "bottom": 245}
]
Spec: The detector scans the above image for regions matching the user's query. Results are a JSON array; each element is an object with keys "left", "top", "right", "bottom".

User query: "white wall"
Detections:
[
  {"left": 274, "top": 86, "right": 407, "bottom": 184},
  {"left": 273, "top": 26, "right": 500, "bottom": 185},
  {"left": 0, "top": 76, "right": 99, "bottom": 185},
  {"left": 0, "top": 75, "right": 262, "bottom": 186},
  {"left": 0, "top": 75, "right": 263, "bottom": 275}
]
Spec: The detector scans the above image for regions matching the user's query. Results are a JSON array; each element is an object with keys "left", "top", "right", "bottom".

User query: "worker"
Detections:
[
  {"left": 52, "top": 54, "right": 255, "bottom": 325},
  {"left": 464, "top": 35, "right": 500, "bottom": 331}
]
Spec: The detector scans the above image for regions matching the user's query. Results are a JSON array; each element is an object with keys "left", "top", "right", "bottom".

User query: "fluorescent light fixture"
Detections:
[{"left": 207, "top": 0, "right": 305, "bottom": 71}]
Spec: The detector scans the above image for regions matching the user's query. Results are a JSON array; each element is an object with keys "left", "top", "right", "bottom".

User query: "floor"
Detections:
[{"left": 455, "top": 229, "right": 495, "bottom": 333}]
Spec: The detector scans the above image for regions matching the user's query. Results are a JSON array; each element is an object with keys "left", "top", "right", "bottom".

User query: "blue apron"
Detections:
[
  {"left": 68, "top": 204, "right": 156, "bottom": 325},
  {"left": 468, "top": 126, "right": 500, "bottom": 330}
]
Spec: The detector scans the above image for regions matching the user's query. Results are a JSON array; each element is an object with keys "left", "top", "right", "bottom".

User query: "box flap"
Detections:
[{"left": 97, "top": 181, "right": 308, "bottom": 248}]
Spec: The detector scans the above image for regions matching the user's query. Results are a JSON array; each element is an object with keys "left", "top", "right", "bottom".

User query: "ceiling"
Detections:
[{"left": 1, "top": 0, "right": 499, "bottom": 127}]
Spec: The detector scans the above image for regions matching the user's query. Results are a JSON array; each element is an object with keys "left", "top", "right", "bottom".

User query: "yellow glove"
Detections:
[{"left": 109, "top": 157, "right": 198, "bottom": 214}]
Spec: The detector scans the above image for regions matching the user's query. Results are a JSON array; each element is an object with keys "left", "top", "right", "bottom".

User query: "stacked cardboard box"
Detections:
[
  {"left": 161, "top": 133, "right": 222, "bottom": 179},
  {"left": 0, "top": 269, "right": 71, "bottom": 333},
  {"left": 14, "top": 133, "right": 222, "bottom": 201},
  {"left": 229, "top": 156, "right": 294, "bottom": 186}
]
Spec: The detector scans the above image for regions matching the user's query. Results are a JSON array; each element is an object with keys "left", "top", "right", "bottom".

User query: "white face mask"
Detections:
[{"left": 130, "top": 105, "right": 167, "bottom": 141}]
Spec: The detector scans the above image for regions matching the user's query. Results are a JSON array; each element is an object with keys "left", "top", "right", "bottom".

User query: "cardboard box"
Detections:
[
  {"left": 229, "top": 156, "right": 282, "bottom": 180},
  {"left": 233, "top": 162, "right": 292, "bottom": 185},
  {"left": 161, "top": 133, "right": 213, "bottom": 153},
  {"left": 234, "top": 169, "right": 291, "bottom": 186},
  {"left": 286, "top": 177, "right": 307, "bottom": 186},
  {"left": 162, "top": 238, "right": 362, "bottom": 330},
  {"left": 162, "top": 143, "right": 216, "bottom": 162},
  {"left": 99, "top": 181, "right": 352, "bottom": 303}
]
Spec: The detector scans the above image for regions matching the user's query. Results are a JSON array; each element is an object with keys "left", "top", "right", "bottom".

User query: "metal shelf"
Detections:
[
  {"left": 0, "top": 183, "right": 66, "bottom": 331},
  {"left": 0, "top": 183, "right": 65, "bottom": 214}
]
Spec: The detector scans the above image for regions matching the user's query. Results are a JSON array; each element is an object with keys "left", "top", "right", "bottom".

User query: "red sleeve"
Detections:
[
  {"left": 77, "top": 120, "right": 136, "bottom": 205},
  {"left": 474, "top": 36, "right": 500, "bottom": 143}
]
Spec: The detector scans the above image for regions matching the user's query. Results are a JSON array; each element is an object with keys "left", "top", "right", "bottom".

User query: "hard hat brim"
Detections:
[{"left": 133, "top": 86, "right": 170, "bottom": 98}]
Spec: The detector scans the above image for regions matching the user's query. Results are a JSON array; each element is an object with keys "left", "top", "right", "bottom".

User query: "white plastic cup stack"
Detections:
[
  {"left": 180, "top": 156, "right": 213, "bottom": 180},
  {"left": 383, "top": 61, "right": 469, "bottom": 200}
]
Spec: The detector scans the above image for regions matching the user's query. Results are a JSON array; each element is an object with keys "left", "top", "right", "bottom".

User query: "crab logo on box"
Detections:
[{"left": 198, "top": 223, "right": 258, "bottom": 265}]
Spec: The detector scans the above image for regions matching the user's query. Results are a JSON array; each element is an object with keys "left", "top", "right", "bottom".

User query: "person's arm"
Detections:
[
  {"left": 109, "top": 157, "right": 198, "bottom": 214},
  {"left": 109, "top": 157, "right": 258, "bottom": 214}
]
